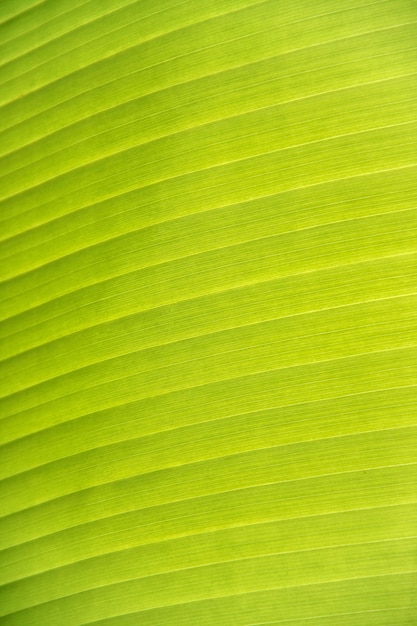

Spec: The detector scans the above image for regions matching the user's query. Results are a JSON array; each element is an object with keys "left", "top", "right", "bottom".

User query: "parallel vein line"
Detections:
[
  {"left": 2, "top": 302, "right": 415, "bottom": 405},
  {"left": 1, "top": 96, "right": 415, "bottom": 214},
  {"left": 2, "top": 400, "right": 415, "bottom": 519},
  {"left": 1, "top": 328, "right": 415, "bottom": 428},
  {"left": 2, "top": 535, "right": 415, "bottom": 618},
  {"left": 1, "top": 62, "right": 414, "bottom": 189},
  {"left": 2, "top": 501, "right": 415, "bottom": 589},
  {"left": 61, "top": 571, "right": 417, "bottom": 623},
  {"left": 4, "top": 462, "right": 416, "bottom": 552},
  {"left": 0, "top": 16, "right": 413, "bottom": 151}
]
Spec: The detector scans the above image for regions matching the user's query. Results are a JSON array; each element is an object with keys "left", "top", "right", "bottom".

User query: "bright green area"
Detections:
[{"left": 0, "top": 0, "right": 416, "bottom": 625}]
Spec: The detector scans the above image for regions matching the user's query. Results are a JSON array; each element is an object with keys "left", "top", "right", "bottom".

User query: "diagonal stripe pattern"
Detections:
[{"left": 0, "top": 1, "right": 416, "bottom": 625}]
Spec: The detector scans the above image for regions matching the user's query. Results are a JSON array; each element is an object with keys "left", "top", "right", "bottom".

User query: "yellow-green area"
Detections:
[{"left": 0, "top": 0, "right": 416, "bottom": 624}]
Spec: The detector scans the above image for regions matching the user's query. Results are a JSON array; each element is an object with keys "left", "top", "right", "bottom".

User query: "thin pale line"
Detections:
[
  {"left": 0, "top": 0, "right": 45, "bottom": 28},
  {"left": 2, "top": 296, "right": 415, "bottom": 405},
  {"left": 0, "top": 0, "right": 264, "bottom": 81},
  {"left": 2, "top": 172, "right": 414, "bottom": 300},
  {"left": 0, "top": 103, "right": 414, "bottom": 218},
  {"left": 1, "top": 371, "right": 415, "bottom": 518},
  {"left": 1, "top": 251, "right": 413, "bottom": 364},
  {"left": 1, "top": 167, "right": 413, "bottom": 283},
  {"left": 0, "top": 252, "right": 415, "bottom": 370},
  {"left": 57, "top": 571, "right": 417, "bottom": 624},
  {"left": 0, "top": 0, "right": 391, "bottom": 75},
  {"left": 0, "top": 255, "right": 415, "bottom": 390},
  {"left": 1, "top": 236, "right": 414, "bottom": 349},
  {"left": 1, "top": 35, "right": 414, "bottom": 173},
  {"left": 3, "top": 385, "right": 411, "bottom": 489},
  {"left": 3, "top": 461, "right": 416, "bottom": 554},
  {"left": 0, "top": 0, "right": 171, "bottom": 63},
  {"left": 1, "top": 62, "right": 414, "bottom": 194},
  {"left": 0, "top": 0, "right": 398, "bottom": 122},
  {"left": 0, "top": 130, "right": 414, "bottom": 279},
  {"left": 1, "top": 382, "right": 415, "bottom": 477},
  {"left": 0, "top": 148, "right": 414, "bottom": 252},
  {"left": 2, "top": 286, "right": 414, "bottom": 401},
  {"left": 246, "top": 606, "right": 417, "bottom": 625},
  {"left": 1, "top": 170, "right": 415, "bottom": 324},
  {"left": 1, "top": 500, "right": 415, "bottom": 586},
  {"left": 2, "top": 535, "right": 415, "bottom": 617},
  {"left": 0, "top": 209, "right": 413, "bottom": 359},
  {"left": 1, "top": 380, "right": 414, "bottom": 467},
  {"left": 0, "top": 416, "right": 417, "bottom": 519},
  {"left": 2, "top": 355, "right": 414, "bottom": 461},
  {"left": 1, "top": 306, "right": 415, "bottom": 423}
]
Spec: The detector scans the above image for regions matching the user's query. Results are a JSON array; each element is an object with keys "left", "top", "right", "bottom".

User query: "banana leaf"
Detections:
[{"left": 0, "top": 1, "right": 416, "bottom": 624}]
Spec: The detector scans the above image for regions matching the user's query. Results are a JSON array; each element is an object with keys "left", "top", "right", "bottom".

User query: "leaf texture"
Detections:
[{"left": 0, "top": 1, "right": 416, "bottom": 624}]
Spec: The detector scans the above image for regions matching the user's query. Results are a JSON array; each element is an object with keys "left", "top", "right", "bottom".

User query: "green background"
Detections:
[{"left": 0, "top": 1, "right": 416, "bottom": 623}]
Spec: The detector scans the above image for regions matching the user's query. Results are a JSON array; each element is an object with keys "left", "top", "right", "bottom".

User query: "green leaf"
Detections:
[{"left": 0, "top": 1, "right": 416, "bottom": 624}]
